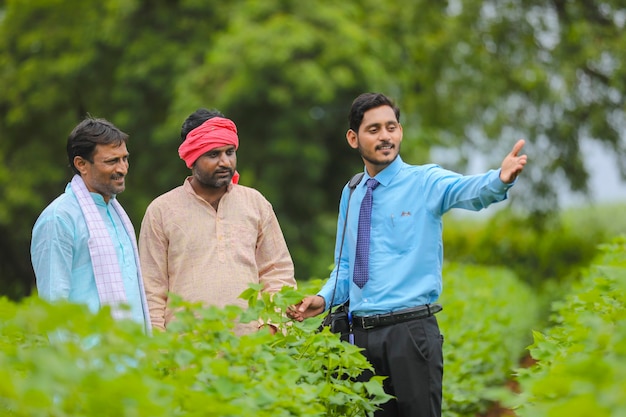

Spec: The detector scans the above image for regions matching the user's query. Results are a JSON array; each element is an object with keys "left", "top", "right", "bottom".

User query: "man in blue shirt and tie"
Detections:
[{"left": 288, "top": 92, "right": 527, "bottom": 417}]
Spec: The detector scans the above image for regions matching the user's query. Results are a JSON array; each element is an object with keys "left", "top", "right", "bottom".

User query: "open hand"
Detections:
[{"left": 500, "top": 139, "right": 527, "bottom": 183}]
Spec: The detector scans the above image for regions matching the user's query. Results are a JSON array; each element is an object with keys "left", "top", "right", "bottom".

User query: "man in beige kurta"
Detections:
[{"left": 139, "top": 109, "right": 295, "bottom": 334}]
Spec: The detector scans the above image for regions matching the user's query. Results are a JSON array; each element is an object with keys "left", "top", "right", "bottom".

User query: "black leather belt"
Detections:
[{"left": 352, "top": 303, "right": 442, "bottom": 330}]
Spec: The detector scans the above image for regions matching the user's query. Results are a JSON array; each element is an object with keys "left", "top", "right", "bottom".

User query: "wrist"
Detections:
[{"left": 316, "top": 295, "right": 327, "bottom": 310}]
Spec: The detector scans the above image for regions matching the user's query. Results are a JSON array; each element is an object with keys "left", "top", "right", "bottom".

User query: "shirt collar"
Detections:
[
  {"left": 91, "top": 192, "right": 111, "bottom": 207},
  {"left": 362, "top": 155, "right": 404, "bottom": 188}
]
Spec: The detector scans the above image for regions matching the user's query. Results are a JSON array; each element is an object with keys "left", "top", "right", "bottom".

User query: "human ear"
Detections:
[
  {"left": 346, "top": 129, "right": 359, "bottom": 149},
  {"left": 73, "top": 156, "right": 88, "bottom": 175}
]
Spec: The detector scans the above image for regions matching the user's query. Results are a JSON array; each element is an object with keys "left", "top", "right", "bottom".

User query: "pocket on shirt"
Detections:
[{"left": 381, "top": 210, "right": 417, "bottom": 253}]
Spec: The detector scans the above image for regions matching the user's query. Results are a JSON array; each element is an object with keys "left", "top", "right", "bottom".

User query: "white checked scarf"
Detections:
[{"left": 71, "top": 175, "right": 151, "bottom": 333}]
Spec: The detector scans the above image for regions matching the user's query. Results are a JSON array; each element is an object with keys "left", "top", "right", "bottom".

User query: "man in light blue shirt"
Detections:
[
  {"left": 289, "top": 93, "right": 527, "bottom": 417},
  {"left": 31, "top": 117, "right": 150, "bottom": 331}
]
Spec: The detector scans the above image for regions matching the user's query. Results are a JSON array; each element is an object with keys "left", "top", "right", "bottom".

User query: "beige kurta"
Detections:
[{"left": 139, "top": 178, "right": 296, "bottom": 334}]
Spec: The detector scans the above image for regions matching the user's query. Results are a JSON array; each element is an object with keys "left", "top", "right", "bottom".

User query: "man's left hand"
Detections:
[{"left": 500, "top": 139, "right": 527, "bottom": 184}]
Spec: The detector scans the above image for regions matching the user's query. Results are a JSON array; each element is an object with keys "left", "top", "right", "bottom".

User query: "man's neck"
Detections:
[{"left": 189, "top": 177, "right": 228, "bottom": 209}]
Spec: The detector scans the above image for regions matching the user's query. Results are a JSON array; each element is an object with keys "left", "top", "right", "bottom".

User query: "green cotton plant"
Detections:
[
  {"left": 0, "top": 285, "right": 390, "bottom": 417},
  {"left": 236, "top": 283, "right": 391, "bottom": 416},
  {"left": 0, "top": 297, "right": 175, "bottom": 417},
  {"left": 437, "top": 263, "right": 541, "bottom": 417},
  {"left": 508, "top": 236, "right": 626, "bottom": 417}
]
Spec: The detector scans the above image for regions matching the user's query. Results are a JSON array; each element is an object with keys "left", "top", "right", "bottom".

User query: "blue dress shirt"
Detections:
[
  {"left": 31, "top": 184, "right": 144, "bottom": 324},
  {"left": 318, "top": 156, "right": 514, "bottom": 316}
]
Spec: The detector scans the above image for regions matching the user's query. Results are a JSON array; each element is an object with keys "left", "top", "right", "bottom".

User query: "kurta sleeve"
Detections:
[
  {"left": 138, "top": 204, "right": 169, "bottom": 331},
  {"left": 31, "top": 213, "right": 74, "bottom": 302},
  {"left": 255, "top": 203, "right": 296, "bottom": 294}
]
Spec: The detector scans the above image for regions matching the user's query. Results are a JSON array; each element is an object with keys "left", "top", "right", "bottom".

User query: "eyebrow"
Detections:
[
  {"left": 102, "top": 153, "right": 129, "bottom": 161},
  {"left": 364, "top": 120, "right": 397, "bottom": 129}
]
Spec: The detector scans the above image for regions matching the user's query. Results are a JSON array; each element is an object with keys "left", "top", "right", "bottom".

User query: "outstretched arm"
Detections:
[{"left": 500, "top": 139, "right": 528, "bottom": 184}]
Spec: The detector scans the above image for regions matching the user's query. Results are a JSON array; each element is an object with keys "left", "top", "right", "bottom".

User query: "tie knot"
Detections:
[{"left": 366, "top": 178, "right": 379, "bottom": 190}]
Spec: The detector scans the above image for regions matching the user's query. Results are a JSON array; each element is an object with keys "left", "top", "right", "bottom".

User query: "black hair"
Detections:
[
  {"left": 180, "top": 108, "right": 225, "bottom": 142},
  {"left": 348, "top": 93, "right": 400, "bottom": 132},
  {"left": 66, "top": 116, "right": 128, "bottom": 175}
]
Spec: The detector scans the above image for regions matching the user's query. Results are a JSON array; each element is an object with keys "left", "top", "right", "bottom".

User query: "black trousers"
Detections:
[{"left": 353, "top": 315, "right": 444, "bottom": 417}]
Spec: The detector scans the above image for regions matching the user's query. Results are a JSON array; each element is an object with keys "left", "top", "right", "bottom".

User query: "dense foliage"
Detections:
[
  {"left": 507, "top": 236, "right": 626, "bottom": 416},
  {"left": 1, "top": 0, "right": 625, "bottom": 298},
  {"left": 0, "top": 286, "right": 391, "bottom": 417},
  {"left": 0, "top": 263, "right": 539, "bottom": 416},
  {"left": 438, "top": 264, "right": 539, "bottom": 417},
  {"left": 4, "top": 242, "right": 624, "bottom": 415}
]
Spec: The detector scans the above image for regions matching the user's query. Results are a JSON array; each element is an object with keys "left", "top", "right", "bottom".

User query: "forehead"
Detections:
[
  {"left": 92, "top": 142, "right": 128, "bottom": 158},
  {"left": 361, "top": 105, "right": 398, "bottom": 128}
]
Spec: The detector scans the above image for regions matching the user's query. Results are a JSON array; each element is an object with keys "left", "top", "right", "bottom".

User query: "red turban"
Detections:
[{"left": 178, "top": 117, "right": 240, "bottom": 183}]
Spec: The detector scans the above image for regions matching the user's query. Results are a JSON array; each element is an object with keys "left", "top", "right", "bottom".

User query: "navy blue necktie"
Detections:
[{"left": 353, "top": 178, "right": 380, "bottom": 288}]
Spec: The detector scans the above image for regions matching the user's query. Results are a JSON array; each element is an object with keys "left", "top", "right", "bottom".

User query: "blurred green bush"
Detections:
[{"left": 443, "top": 203, "right": 626, "bottom": 288}]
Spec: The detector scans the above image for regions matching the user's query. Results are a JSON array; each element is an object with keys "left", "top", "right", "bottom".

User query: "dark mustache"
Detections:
[{"left": 375, "top": 141, "right": 393, "bottom": 150}]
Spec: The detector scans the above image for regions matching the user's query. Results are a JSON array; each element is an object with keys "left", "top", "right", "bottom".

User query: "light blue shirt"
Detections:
[
  {"left": 31, "top": 184, "right": 145, "bottom": 324},
  {"left": 318, "top": 156, "right": 514, "bottom": 316}
]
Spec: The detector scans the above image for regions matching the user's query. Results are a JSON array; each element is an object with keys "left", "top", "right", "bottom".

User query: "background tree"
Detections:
[{"left": 1, "top": 0, "right": 625, "bottom": 298}]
